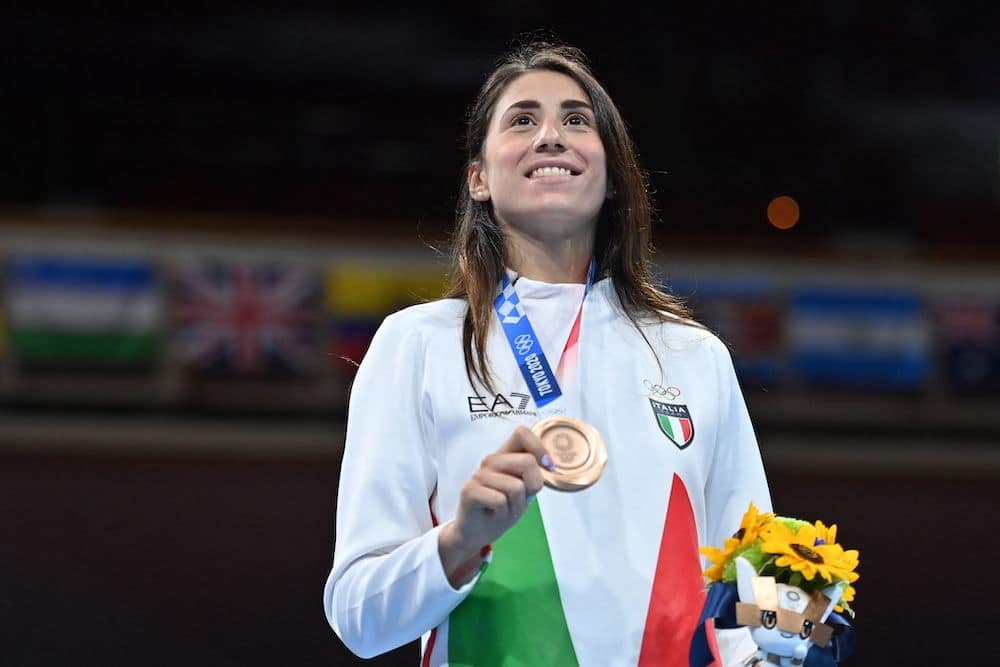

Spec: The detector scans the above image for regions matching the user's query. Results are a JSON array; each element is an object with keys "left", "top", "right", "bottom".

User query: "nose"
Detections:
[{"left": 533, "top": 118, "right": 565, "bottom": 152}]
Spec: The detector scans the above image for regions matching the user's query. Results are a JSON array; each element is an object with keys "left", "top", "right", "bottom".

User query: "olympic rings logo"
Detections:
[
  {"left": 644, "top": 379, "right": 680, "bottom": 400},
  {"left": 514, "top": 334, "right": 534, "bottom": 355}
]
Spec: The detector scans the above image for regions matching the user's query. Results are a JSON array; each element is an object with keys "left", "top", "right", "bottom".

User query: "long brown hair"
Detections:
[{"left": 445, "top": 40, "right": 693, "bottom": 392}]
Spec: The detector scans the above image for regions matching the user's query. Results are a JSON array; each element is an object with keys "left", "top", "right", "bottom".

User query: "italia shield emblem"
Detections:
[{"left": 649, "top": 398, "right": 694, "bottom": 449}]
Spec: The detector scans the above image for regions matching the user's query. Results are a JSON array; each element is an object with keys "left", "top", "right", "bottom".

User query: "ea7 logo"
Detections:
[
  {"left": 649, "top": 399, "right": 695, "bottom": 449},
  {"left": 468, "top": 392, "right": 531, "bottom": 413}
]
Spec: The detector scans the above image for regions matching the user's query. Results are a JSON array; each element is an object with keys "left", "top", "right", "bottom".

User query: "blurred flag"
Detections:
[
  {"left": 325, "top": 264, "right": 446, "bottom": 369},
  {"left": 938, "top": 299, "right": 1000, "bottom": 395},
  {"left": 788, "top": 287, "right": 930, "bottom": 390},
  {"left": 171, "top": 261, "right": 321, "bottom": 377},
  {"left": 666, "top": 276, "right": 784, "bottom": 385},
  {"left": 7, "top": 254, "right": 159, "bottom": 369}
]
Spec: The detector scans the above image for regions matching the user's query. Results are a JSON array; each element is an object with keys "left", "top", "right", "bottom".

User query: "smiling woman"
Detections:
[
  {"left": 468, "top": 69, "right": 608, "bottom": 266},
  {"left": 448, "top": 43, "right": 698, "bottom": 395},
  {"left": 323, "top": 41, "right": 772, "bottom": 667}
]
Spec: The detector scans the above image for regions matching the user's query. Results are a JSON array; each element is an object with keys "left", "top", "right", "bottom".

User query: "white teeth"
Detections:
[{"left": 531, "top": 166, "right": 573, "bottom": 178}]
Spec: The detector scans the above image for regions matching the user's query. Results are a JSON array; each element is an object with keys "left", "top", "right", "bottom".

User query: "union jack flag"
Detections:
[{"left": 171, "top": 261, "right": 321, "bottom": 376}]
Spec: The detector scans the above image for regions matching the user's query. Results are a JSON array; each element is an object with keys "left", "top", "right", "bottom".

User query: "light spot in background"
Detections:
[{"left": 767, "top": 195, "right": 800, "bottom": 229}]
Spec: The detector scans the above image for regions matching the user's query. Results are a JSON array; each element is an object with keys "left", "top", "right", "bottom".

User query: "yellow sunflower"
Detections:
[
  {"left": 813, "top": 520, "right": 860, "bottom": 582},
  {"left": 835, "top": 584, "right": 856, "bottom": 614},
  {"left": 700, "top": 539, "right": 738, "bottom": 582},
  {"left": 733, "top": 502, "right": 775, "bottom": 546},
  {"left": 814, "top": 520, "right": 838, "bottom": 546},
  {"left": 839, "top": 549, "right": 861, "bottom": 583},
  {"left": 700, "top": 502, "right": 775, "bottom": 582},
  {"left": 760, "top": 521, "right": 859, "bottom": 584}
]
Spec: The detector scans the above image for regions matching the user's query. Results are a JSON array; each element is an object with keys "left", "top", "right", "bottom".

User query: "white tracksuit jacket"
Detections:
[{"left": 324, "top": 275, "right": 771, "bottom": 666}]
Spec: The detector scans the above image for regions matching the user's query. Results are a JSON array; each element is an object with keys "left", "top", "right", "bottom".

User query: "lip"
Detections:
[
  {"left": 524, "top": 159, "right": 582, "bottom": 178},
  {"left": 527, "top": 174, "right": 576, "bottom": 186}
]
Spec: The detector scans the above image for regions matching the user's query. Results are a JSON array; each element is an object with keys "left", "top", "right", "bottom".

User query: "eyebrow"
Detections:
[{"left": 503, "top": 99, "right": 593, "bottom": 115}]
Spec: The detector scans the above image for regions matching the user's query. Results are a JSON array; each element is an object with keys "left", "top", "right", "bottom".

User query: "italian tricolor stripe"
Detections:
[
  {"left": 658, "top": 414, "right": 693, "bottom": 444},
  {"left": 638, "top": 474, "right": 705, "bottom": 665},
  {"left": 448, "top": 500, "right": 578, "bottom": 666}
]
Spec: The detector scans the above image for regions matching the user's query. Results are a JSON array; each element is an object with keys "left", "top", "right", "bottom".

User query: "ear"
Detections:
[
  {"left": 735, "top": 557, "right": 757, "bottom": 604},
  {"left": 467, "top": 161, "right": 490, "bottom": 201},
  {"left": 819, "top": 583, "right": 844, "bottom": 622}
]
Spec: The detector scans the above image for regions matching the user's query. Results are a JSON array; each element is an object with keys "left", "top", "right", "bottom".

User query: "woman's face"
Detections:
[{"left": 469, "top": 70, "right": 608, "bottom": 244}]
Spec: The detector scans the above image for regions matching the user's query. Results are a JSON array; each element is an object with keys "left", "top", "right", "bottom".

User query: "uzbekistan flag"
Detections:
[{"left": 7, "top": 254, "right": 159, "bottom": 368}]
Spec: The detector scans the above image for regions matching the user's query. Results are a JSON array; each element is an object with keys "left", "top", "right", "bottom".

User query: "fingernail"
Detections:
[
  {"left": 541, "top": 454, "right": 556, "bottom": 472},
  {"left": 480, "top": 544, "right": 493, "bottom": 558},
  {"left": 527, "top": 494, "right": 537, "bottom": 504}
]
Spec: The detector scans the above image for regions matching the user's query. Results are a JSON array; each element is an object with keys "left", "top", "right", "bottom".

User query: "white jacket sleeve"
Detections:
[
  {"left": 703, "top": 336, "right": 773, "bottom": 549},
  {"left": 323, "top": 311, "right": 477, "bottom": 658}
]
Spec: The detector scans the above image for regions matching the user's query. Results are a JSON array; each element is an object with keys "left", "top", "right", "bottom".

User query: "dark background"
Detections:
[
  {"left": 2, "top": 4, "right": 998, "bottom": 665},
  {"left": 4, "top": 4, "right": 999, "bottom": 249}
]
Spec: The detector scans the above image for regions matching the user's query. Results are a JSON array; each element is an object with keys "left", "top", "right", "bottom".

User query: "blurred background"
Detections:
[{"left": 2, "top": 3, "right": 997, "bottom": 665}]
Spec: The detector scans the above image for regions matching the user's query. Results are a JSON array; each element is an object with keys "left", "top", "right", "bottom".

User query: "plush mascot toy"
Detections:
[{"left": 689, "top": 504, "right": 858, "bottom": 667}]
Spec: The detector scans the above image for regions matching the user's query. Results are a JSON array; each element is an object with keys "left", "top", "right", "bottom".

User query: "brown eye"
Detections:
[
  {"left": 565, "top": 113, "right": 588, "bottom": 125},
  {"left": 761, "top": 610, "right": 777, "bottom": 629},
  {"left": 512, "top": 115, "right": 533, "bottom": 126}
]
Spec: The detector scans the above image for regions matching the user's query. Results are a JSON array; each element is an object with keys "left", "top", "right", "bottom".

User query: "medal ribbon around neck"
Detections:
[{"left": 493, "top": 257, "right": 596, "bottom": 410}]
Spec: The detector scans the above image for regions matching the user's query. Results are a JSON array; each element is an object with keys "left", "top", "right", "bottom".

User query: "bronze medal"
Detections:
[{"left": 532, "top": 416, "right": 607, "bottom": 491}]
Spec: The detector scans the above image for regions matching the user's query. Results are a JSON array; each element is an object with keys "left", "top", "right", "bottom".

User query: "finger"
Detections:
[
  {"left": 480, "top": 451, "right": 535, "bottom": 474},
  {"left": 462, "top": 484, "right": 511, "bottom": 519},
  {"left": 480, "top": 452, "right": 545, "bottom": 495},
  {"left": 473, "top": 469, "right": 528, "bottom": 515},
  {"left": 498, "top": 425, "right": 556, "bottom": 471},
  {"left": 522, "top": 464, "right": 545, "bottom": 496}
]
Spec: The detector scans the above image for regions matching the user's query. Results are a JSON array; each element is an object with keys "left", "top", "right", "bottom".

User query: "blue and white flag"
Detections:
[{"left": 788, "top": 287, "right": 930, "bottom": 389}]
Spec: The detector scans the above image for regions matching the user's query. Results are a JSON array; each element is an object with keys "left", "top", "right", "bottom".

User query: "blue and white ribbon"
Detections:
[{"left": 493, "top": 258, "right": 596, "bottom": 409}]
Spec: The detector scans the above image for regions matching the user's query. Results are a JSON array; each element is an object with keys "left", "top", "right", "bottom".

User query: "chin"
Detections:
[
  {"left": 515, "top": 217, "right": 596, "bottom": 244},
  {"left": 497, "top": 198, "right": 602, "bottom": 232},
  {"left": 524, "top": 199, "right": 602, "bottom": 220}
]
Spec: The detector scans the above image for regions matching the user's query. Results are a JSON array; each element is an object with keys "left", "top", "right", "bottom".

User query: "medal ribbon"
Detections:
[{"left": 492, "top": 258, "right": 595, "bottom": 409}]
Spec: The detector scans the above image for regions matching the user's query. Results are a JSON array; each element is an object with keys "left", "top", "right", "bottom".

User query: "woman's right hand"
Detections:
[{"left": 438, "top": 425, "right": 554, "bottom": 588}]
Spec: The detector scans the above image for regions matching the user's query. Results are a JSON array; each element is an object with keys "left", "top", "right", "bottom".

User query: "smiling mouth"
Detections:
[{"left": 527, "top": 166, "right": 580, "bottom": 179}]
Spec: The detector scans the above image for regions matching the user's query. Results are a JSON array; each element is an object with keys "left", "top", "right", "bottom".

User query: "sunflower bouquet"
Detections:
[
  {"left": 690, "top": 504, "right": 859, "bottom": 667},
  {"left": 700, "top": 503, "right": 859, "bottom": 617}
]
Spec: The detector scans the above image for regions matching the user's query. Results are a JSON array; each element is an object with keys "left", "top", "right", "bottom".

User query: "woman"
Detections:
[{"left": 324, "top": 41, "right": 771, "bottom": 666}]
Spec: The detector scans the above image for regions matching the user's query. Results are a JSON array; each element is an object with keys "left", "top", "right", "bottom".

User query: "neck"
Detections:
[{"left": 505, "top": 228, "right": 594, "bottom": 284}]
